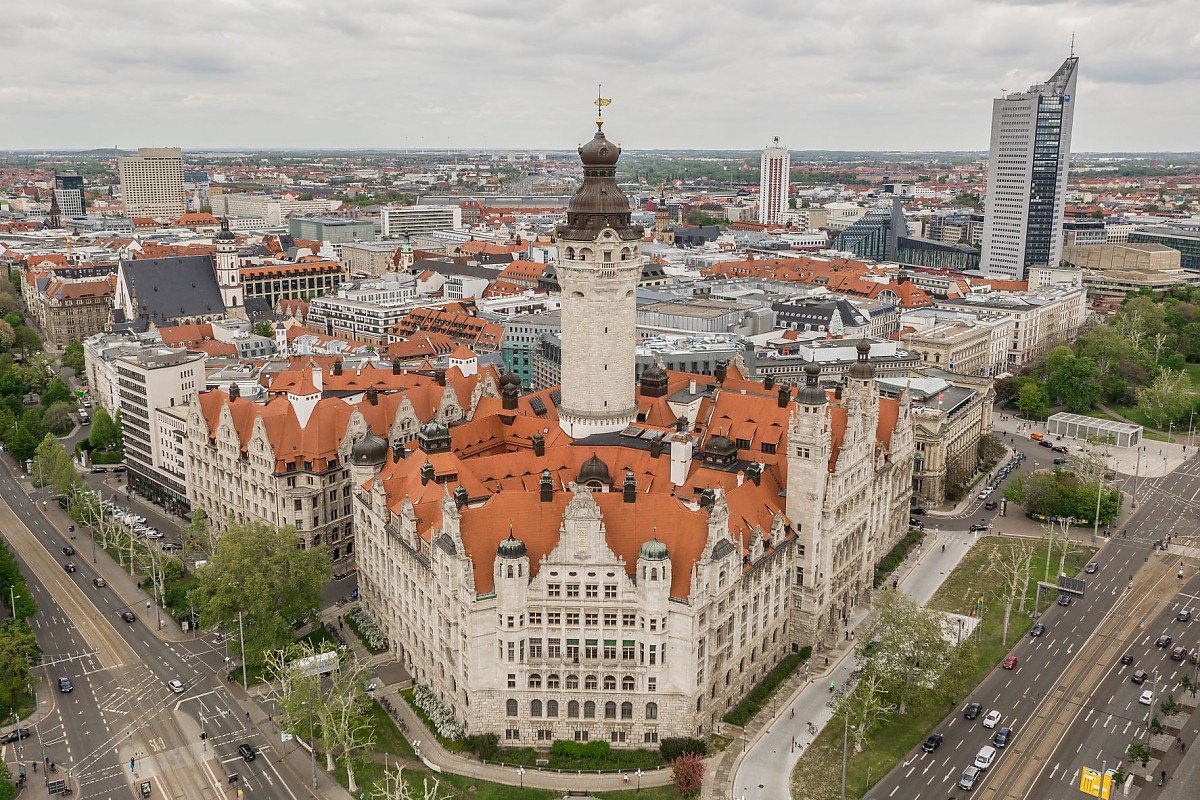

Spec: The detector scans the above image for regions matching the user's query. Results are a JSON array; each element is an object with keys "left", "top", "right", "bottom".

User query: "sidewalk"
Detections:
[{"left": 926, "top": 440, "right": 1018, "bottom": 519}]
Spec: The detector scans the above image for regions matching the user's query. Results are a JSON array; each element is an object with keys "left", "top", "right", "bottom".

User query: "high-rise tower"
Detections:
[
  {"left": 555, "top": 109, "right": 643, "bottom": 438},
  {"left": 758, "top": 136, "right": 790, "bottom": 225},
  {"left": 980, "top": 56, "right": 1079, "bottom": 280}
]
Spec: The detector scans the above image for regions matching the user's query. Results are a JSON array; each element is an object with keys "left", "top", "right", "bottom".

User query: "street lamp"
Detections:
[
  {"left": 305, "top": 701, "right": 317, "bottom": 789},
  {"left": 516, "top": 766, "right": 525, "bottom": 788},
  {"left": 635, "top": 768, "right": 643, "bottom": 792}
]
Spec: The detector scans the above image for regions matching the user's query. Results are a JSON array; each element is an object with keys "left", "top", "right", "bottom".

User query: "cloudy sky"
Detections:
[{"left": 4, "top": 0, "right": 1198, "bottom": 152}]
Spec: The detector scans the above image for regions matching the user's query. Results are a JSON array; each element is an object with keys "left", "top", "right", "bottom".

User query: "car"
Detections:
[
  {"left": 1053, "top": 445, "right": 1068, "bottom": 453},
  {"left": 911, "top": 508, "right": 926, "bottom": 515},
  {"left": 238, "top": 743, "right": 256, "bottom": 762},
  {"left": 144, "top": 530, "right": 163, "bottom": 540},
  {"left": 167, "top": 680, "right": 185, "bottom": 694},
  {"left": 993, "top": 727, "right": 1012, "bottom": 748},
  {"left": 63, "top": 562, "right": 77, "bottom": 573},
  {"left": 1120, "top": 654, "right": 1134, "bottom": 665},
  {"left": 974, "top": 744, "right": 998, "bottom": 769},
  {"left": 363, "top": 680, "right": 377, "bottom": 692},
  {"left": 92, "top": 577, "right": 107, "bottom": 588},
  {"left": 161, "top": 542, "right": 183, "bottom": 553},
  {"left": 964, "top": 702, "right": 983, "bottom": 720},
  {"left": 112, "top": 466, "right": 127, "bottom": 473},
  {"left": 909, "top": 517, "right": 924, "bottom": 528},
  {"left": 922, "top": 733, "right": 944, "bottom": 752},
  {"left": 969, "top": 523, "right": 988, "bottom": 532},
  {"left": 959, "top": 766, "right": 981, "bottom": 790},
  {"left": 1131, "top": 669, "right": 1148, "bottom": 685},
  {"left": 1171, "top": 645, "right": 1188, "bottom": 661},
  {"left": 90, "top": 466, "right": 109, "bottom": 473},
  {"left": 1085, "top": 561, "right": 1098, "bottom": 574},
  {"left": 984, "top": 501, "right": 998, "bottom": 511},
  {"left": 1156, "top": 634, "right": 1173, "bottom": 648},
  {"left": 1030, "top": 622, "right": 1046, "bottom": 637},
  {"left": 119, "top": 611, "right": 136, "bottom": 623},
  {"left": 1039, "top": 440, "right": 1054, "bottom": 448},
  {"left": 58, "top": 677, "right": 73, "bottom": 693},
  {"left": 62, "top": 545, "right": 75, "bottom": 556},
  {"left": 1057, "top": 594, "right": 1072, "bottom": 606},
  {"left": 1179, "top": 609, "right": 1192, "bottom": 622},
  {"left": 1139, "top": 689, "right": 1154, "bottom": 705},
  {"left": 1053, "top": 458, "right": 1064, "bottom": 465},
  {"left": 983, "top": 710, "right": 1002, "bottom": 729},
  {"left": 1002, "top": 655, "right": 1019, "bottom": 670},
  {"left": 0, "top": 728, "right": 30, "bottom": 744}
]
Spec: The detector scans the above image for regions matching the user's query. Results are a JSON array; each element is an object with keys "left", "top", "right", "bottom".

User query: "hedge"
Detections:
[
  {"left": 722, "top": 648, "right": 811, "bottom": 727},
  {"left": 660, "top": 737, "right": 708, "bottom": 761},
  {"left": 872, "top": 527, "right": 922, "bottom": 588}
]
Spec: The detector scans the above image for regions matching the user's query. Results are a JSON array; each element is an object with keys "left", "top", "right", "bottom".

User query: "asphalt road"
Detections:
[
  {"left": 0, "top": 456, "right": 308, "bottom": 799},
  {"left": 865, "top": 450, "right": 1200, "bottom": 800}
]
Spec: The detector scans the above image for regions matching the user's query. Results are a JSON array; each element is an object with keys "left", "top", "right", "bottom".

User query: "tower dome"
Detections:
[
  {"left": 796, "top": 361, "right": 828, "bottom": 405},
  {"left": 350, "top": 432, "right": 387, "bottom": 467},
  {"left": 848, "top": 339, "right": 875, "bottom": 380},
  {"left": 638, "top": 536, "right": 669, "bottom": 561},
  {"left": 215, "top": 216, "right": 235, "bottom": 241},
  {"left": 578, "top": 453, "right": 612, "bottom": 486},
  {"left": 497, "top": 533, "right": 527, "bottom": 560}
]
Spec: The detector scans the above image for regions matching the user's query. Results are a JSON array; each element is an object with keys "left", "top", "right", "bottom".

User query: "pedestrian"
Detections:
[{"left": 246, "top": 711, "right": 250, "bottom": 722}]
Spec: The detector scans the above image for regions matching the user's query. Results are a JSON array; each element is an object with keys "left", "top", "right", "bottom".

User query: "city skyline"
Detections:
[{"left": 5, "top": 0, "right": 1199, "bottom": 152}]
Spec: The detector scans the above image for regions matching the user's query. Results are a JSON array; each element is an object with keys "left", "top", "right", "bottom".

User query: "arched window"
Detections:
[
  {"left": 603, "top": 675, "right": 617, "bottom": 690},
  {"left": 585, "top": 675, "right": 598, "bottom": 690},
  {"left": 604, "top": 701, "right": 617, "bottom": 719},
  {"left": 718, "top": 570, "right": 727, "bottom": 588},
  {"left": 506, "top": 699, "right": 518, "bottom": 717},
  {"left": 650, "top": 568, "right": 658, "bottom": 581},
  {"left": 531, "top": 700, "right": 542, "bottom": 717},
  {"left": 620, "top": 247, "right": 631, "bottom": 260},
  {"left": 620, "top": 701, "right": 633, "bottom": 719},
  {"left": 528, "top": 674, "right": 542, "bottom": 689},
  {"left": 506, "top": 565, "right": 514, "bottom": 578},
  {"left": 547, "top": 674, "right": 560, "bottom": 690},
  {"left": 565, "top": 675, "right": 579, "bottom": 689},
  {"left": 584, "top": 701, "right": 596, "bottom": 718},
  {"left": 622, "top": 675, "right": 635, "bottom": 691},
  {"left": 646, "top": 702, "right": 658, "bottom": 720},
  {"left": 567, "top": 700, "right": 579, "bottom": 718},
  {"left": 547, "top": 700, "right": 559, "bottom": 718},
  {"left": 565, "top": 247, "right": 575, "bottom": 260}
]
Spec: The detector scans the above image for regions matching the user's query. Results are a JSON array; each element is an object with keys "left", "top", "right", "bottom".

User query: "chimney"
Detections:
[
  {"left": 392, "top": 443, "right": 406, "bottom": 461},
  {"left": 623, "top": 469, "right": 637, "bottom": 503},
  {"left": 420, "top": 461, "right": 435, "bottom": 485},
  {"left": 228, "top": 383, "right": 240, "bottom": 401},
  {"left": 688, "top": 378, "right": 697, "bottom": 395},
  {"left": 332, "top": 360, "right": 343, "bottom": 376},
  {"left": 532, "top": 433, "right": 545, "bottom": 457},
  {"left": 835, "top": 385, "right": 843, "bottom": 400},
  {"left": 777, "top": 385, "right": 790, "bottom": 408},
  {"left": 699, "top": 488, "right": 716, "bottom": 510},
  {"left": 763, "top": 374, "right": 775, "bottom": 390},
  {"left": 392, "top": 360, "right": 402, "bottom": 375},
  {"left": 366, "top": 387, "right": 379, "bottom": 405},
  {"left": 650, "top": 437, "right": 663, "bottom": 458},
  {"left": 435, "top": 371, "right": 446, "bottom": 386},
  {"left": 715, "top": 360, "right": 728, "bottom": 384},
  {"left": 539, "top": 469, "right": 554, "bottom": 502},
  {"left": 502, "top": 385, "right": 518, "bottom": 411},
  {"left": 746, "top": 462, "right": 762, "bottom": 486},
  {"left": 453, "top": 486, "right": 468, "bottom": 509}
]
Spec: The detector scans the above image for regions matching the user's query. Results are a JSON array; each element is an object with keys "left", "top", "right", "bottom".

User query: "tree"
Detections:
[
  {"left": 0, "top": 293, "right": 20, "bottom": 316},
  {"left": 831, "top": 671, "right": 894, "bottom": 753},
  {"left": 1017, "top": 381, "right": 1049, "bottom": 420},
  {"left": 40, "top": 376, "right": 72, "bottom": 407},
  {"left": 0, "top": 542, "right": 38, "bottom": 619},
  {"left": 43, "top": 401, "right": 75, "bottom": 435},
  {"left": 88, "top": 407, "right": 122, "bottom": 452},
  {"left": 61, "top": 339, "right": 85, "bottom": 374},
  {"left": 671, "top": 752, "right": 705, "bottom": 797},
  {"left": 187, "top": 521, "right": 330, "bottom": 669},
  {"left": 1045, "top": 347, "right": 1101, "bottom": 413},
  {"left": 13, "top": 326, "right": 41, "bottom": 354},
  {"left": 5, "top": 426, "right": 36, "bottom": 464},
  {"left": 184, "top": 508, "right": 218, "bottom": 561},
  {"left": 858, "top": 591, "right": 950, "bottom": 715},
  {"left": 31, "top": 433, "right": 76, "bottom": 493},
  {"left": 370, "top": 766, "right": 453, "bottom": 800},
  {"left": 988, "top": 540, "right": 1034, "bottom": 646},
  {"left": 0, "top": 620, "right": 40, "bottom": 715},
  {"left": 323, "top": 656, "right": 377, "bottom": 793},
  {"left": 252, "top": 322, "right": 274, "bottom": 338},
  {"left": 1137, "top": 368, "right": 1198, "bottom": 429},
  {"left": 0, "top": 320, "right": 13, "bottom": 353}
]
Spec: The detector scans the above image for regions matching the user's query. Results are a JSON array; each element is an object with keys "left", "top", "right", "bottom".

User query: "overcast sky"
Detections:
[{"left": 4, "top": 0, "right": 1198, "bottom": 153}]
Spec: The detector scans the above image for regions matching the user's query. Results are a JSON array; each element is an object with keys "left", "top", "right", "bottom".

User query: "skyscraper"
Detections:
[
  {"left": 53, "top": 173, "right": 84, "bottom": 217},
  {"left": 980, "top": 56, "right": 1079, "bottom": 280},
  {"left": 758, "top": 136, "right": 790, "bottom": 225},
  {"left": 118, "top": 147, "right": 185, "bottom": 218}
]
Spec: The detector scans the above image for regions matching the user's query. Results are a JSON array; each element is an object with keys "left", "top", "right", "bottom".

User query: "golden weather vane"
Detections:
[{"left": 595, "top": 84, "right": 612, "bottom": 128}]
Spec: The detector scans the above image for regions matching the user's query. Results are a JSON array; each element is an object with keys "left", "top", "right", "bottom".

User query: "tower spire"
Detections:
[{"left": 594, "top": 85, "right": 612, "bottom": 130}]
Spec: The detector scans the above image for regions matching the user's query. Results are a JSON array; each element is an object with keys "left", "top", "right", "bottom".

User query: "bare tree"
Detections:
[
  {"left": 830, "top": 672, "right": 894, "bottom": 753},
  {"left": 261, "top": 641, "right": 333, "bottom": 767},
  {"left": 988, "top": 539, "right": 1035, "bottom": 646},
  {"left": 322, "top": 653, "right": 377, "bottom": 792},
  {"left": 371, "top": 765, "right": 454, "bottom": 800}
]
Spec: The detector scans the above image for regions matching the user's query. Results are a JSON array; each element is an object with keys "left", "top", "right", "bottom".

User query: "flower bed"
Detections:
[
  {"left": 345, "top": 607, "right": 389, "bottom": 654},
  {"left": 412, "top": 684, "right": 464, "bottom": 740}
]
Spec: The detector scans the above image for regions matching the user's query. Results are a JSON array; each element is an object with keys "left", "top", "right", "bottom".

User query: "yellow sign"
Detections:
[{"left": 1079, "top": 767, "right": 1114, "bottom": 799}]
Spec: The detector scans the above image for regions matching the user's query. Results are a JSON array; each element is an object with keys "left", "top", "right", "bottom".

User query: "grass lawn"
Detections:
[
  {"left": 367, "top": 698, "right": 415, "bottom": 759},
  {"left": 1111, "top": 404, "right": 1173, "bottom": 440},
  {"left": 334, "top": 760, "right": 564, "bottom": 799},
  {"left": 790, "top": 535, "right": 1095, "bottom": 800}
]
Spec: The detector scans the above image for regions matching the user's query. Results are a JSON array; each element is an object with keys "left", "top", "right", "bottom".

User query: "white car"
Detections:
[
  {"left": 982, "top": 710, "right": 1002, "bottom": 729},
  {"left": 167, "top": 679, "right": 185, "bottom": 694},
  {"left": 1139, "top": 689, "right": 1154, "bottom": 705},
  {"left": 973, "top": 744, "right": 997, "bottom": 770},
  {"left": 144, "top": 530, "right": 163, "bottom": 540}
]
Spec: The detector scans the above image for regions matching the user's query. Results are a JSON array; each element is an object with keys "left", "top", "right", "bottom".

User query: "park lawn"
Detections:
[
  {"left": 334, "top": 760, "right": 564, "bottom": 800},
  {"left": 790, "top": 536, "right": 1095, "bottom": 800},
  {"left": 367, "top": 698, "right": 415, "bottom": 759}
]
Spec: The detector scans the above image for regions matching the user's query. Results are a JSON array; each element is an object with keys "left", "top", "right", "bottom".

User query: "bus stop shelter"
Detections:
[{"left": 1046, "top": 412, "right": 1142, "bottom": 448}]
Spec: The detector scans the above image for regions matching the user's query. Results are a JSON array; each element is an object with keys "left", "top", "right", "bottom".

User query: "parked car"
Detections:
[
  {"left": 1002, "top": 655, "right": 1018, "bottom": 670},
  {"left": 974, "top": 744, "right": 998, "bottom": 769},
  {"left": 992, "top": 727, "right": 1012, "bottom": 748},
  {"left": 1039, "top": 440, "right": 1054, "bottom": 448},
  {"left": 911, "top": 508, "right": 926, "bottom": 515},
  {"left": 1053, "top": 458, "right": 1065, "bottom": 465},
  {"left": 922, "top": 733, "right": 943, "bottom": 752},
  {"left": 1156, "top": 634, "right": 1173, "bottom": 648},
  {"left": 58, "top": 677, "right": 73, "bottom": 693},
  {"left": 959, "top": 766, "right": 981, "bottom": 790},
  {"left": 964, "top": 702, "right": 982, "bottom": 720},
  {"left": 909, "top": 517, "right": 924, "bottom": 528},
  {"left": 1131, "top": 669, "right": 1148, "bottom": 685},
  {"left": 1052, "top": 445, "right": 1068, "bottom": 453},
  {"left": 1139, "top": 689, "right": 1154, "bottom": 705},
  {"left": 0, "top": 728, "right": 30, "bottom": 744},
  {"left": 983, "top": 710, "right": 1002, "bottom": 729},
  {"left": 1171, "top": 645, "right": 1188, "bottom": 661},
  {"left": 1085, "top": 561, "right": 1098, "bottom": 574},
  {"left": 1030, "top": 622, "right": 1046, "bottom": 637},
  {"left": 238, "top": 743, "right": 256, "bottom": 762},
  {"left": 143, "top": 530, "right": 164, "bottom": 540}
]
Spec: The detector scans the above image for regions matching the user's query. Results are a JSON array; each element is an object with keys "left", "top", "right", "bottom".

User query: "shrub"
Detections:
[
  {"left": 873, "top": 528, "right": 923, "bottom": 588},
  {"left": 661, "top": 737, "right": 708, "bottom": 762},
  {"left": 412, "top": 684, "right": 463, "bottom": 740},
  {"left": 723, "top": 652, "right": 807, "bottom": 727},
  {"left": 551, "top": 739, "right": 610, "bottom": 760},
  {"left": 463, "top": 733, "right": 499, "bottom": 760},
  {"left": 672, "top": 753, "right": 705, "bottom": 797}
]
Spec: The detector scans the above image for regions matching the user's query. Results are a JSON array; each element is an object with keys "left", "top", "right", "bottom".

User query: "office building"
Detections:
[
  {"left": 210, "top": 193, "right": 336, "bottom": 226},
  {"left": 118, "top": 147, "right": 185, "bottom": 218},
  {"left": 758, "top": 137, "right": 790, "bottom": 225},
  {"left": 980, "top": 56, "right": 1079, "bottom": 280},
  {"left": 1127, "top": 227, "right": 1200, "bottom": 272},
  {"left": 288, "top": 216, "right": 376, "bottom": 244},
  {"left": 381, "top": 205, "right": 463, "bottom": 238},
  {"left": 53, "top": 174, "right": 85, "bottom": 217}
]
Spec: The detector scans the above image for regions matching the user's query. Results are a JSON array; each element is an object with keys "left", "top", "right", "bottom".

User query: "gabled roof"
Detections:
[{"left": 120, "top": 255, "right": 226, "bottom": 324}]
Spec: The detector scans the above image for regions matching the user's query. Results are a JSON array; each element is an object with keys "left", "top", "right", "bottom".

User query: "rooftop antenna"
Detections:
[{"left": 1070, "top": 31, "right": 1075, "bottom": 57}]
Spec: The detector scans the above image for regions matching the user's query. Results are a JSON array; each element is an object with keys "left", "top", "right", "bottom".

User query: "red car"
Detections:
[{"left": 1002, "top": 655, "right": 1018, "bottom": 670}]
